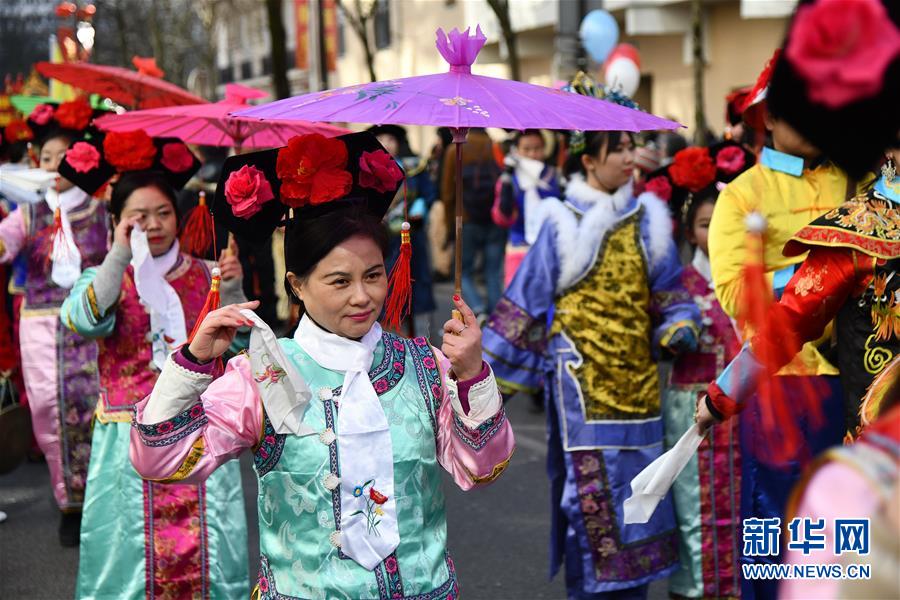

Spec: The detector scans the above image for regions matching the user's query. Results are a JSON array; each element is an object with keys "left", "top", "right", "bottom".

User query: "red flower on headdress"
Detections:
[
  {"left": 715, "top": 145, "right": 746, "bottom": 177},
  {"left": 67, "top": 142, "right": 101, "bottom": 173},
  {"left": 358, "top": 149, "right": 403, "bottom": 194},
  {"left": 669, "top": 147, "right": 716, "bottom": 192},
  {"left": 103, "top": 130, "right": 157, "bottom": 171},
  {"left": 54, "top": 98, "right": 93, "bottom": 131},
  {"left": 787, "top": 0, "right": 900, "bottom": 108},
  {"left": 644, "top": 176, "right": 673, "bottom": 202},
  {"left": 4, "top": 120, "right": 34, "bottom": 144},
  {"left": 29, "top": 104, "right": 56, "bottom": 126},
  {"left": 276, "top": 133, "right": 352, "bottom": 207},
  {"left": 225, "top": 164, "right": 275, "bottom": 218},
  {"left": 160, "top": 142, "right": 194, "bottom": 173}
]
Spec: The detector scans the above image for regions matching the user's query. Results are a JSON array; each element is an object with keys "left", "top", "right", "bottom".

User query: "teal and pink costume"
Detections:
[
  {"left": 62, "top": 249, "right": 250, "bottom": 599},
  {"left": 130, "top": 314, "right": 515, "bottom": 599}
]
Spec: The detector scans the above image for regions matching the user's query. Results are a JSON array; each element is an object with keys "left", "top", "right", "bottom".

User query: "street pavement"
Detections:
[{"left": 0, "top": 283, "right": 668, "bottom": 599}]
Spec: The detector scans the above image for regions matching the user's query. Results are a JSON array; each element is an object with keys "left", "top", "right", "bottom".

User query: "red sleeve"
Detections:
[{"left": 751, "top": 247, "right": 867, "bottom": 373}]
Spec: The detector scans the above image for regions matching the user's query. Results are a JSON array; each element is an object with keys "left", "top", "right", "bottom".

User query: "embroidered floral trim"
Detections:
[
  {"left": 464, "top": 452, "right": 512, "bottom": 485},
  {"left": 453, "top": 407, "right": 507, "bottom": 451},
  {"left": 134, "top": 401, "right": 207, "bottom": 447},
  {"left": 794, "top": 264, "right": 828, "bottom": 297},
  {"left": 571, "top": 450, "right": 679, "bottom": 581},
  {"left": 254, "top": 412, "right": 286, "bottom": 477},
  {"left": 406, "top": 336, "right": 443, "bottom": 435},
  {"left": 486, "top": 297, "right": 547, "bottom": 354}
]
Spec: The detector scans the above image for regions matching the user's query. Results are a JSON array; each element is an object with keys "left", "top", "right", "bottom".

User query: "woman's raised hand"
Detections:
[
  {"left": 441, "top": 295, "right": 484, "bottom": 381},
  {"left": 187, "top": 300, "right": 259, "bottom": 363}
]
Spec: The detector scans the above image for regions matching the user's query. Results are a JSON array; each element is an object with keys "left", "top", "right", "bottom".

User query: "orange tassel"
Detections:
[
  {"left": 737, "top": 213, "right": 826, "bottom": 465},
  {"left": 188, "top": 268, "right": 221, "bottom": 343},
  {"left": 27, "top": 142, "right": 38, "bottom": 167},
  {"left": 180, "top": 190, "right": 214, "bottom": 258},
  {"left": 383, "top": 223, "right": 413, "bottom": 333}
]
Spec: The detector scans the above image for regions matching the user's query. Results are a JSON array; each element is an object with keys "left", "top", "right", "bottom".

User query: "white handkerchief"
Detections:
[
  {"left": 239, "top": 308, "right": 314, "bottom": 437},
  {"left": 623, "top": 424, "right": 706, "bottom": 524}
]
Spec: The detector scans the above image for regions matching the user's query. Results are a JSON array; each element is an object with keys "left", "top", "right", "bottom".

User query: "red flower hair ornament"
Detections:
[
  {"left": 787, "top": 0, "right": 900, "bottom": 108},
  {"left": 358, "top": 149, "right": 404, "bottom": 194},
  {"left": 4, "top": 120, "right": 34, "bottom": 144},
  {"left": 225, "top": 164, "right": 275, "bottom": 218},
  {"left": 669, "top": 147, "right": 717, "bottom": 193},
  {"left": 103, "top": 130, "right": 157, "bottom": 171},
  {"left": 54, "top": 98, "right": 94, "bottom": 131},
  {"left": 644, "top": 176, "right": 673, "bottom": 202},
  {"left": 276, "top": 133, "right": 353, "bottom": 208},
  {"left": 160, "top": 142, "right": 195, "bottom": 173}
]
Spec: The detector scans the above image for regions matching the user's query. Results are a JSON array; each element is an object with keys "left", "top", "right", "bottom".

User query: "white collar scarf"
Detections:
[
  {"left": 692, "top": 247, "right": 713, "bottom": 284},
  {"left": 292, "top": 315, "right": 398, "bottom": 570},
  {"left": 564, "top": 173, "right": 633, "bottom": 217},
  {"left": 45, "top": 185, "right": 89, "bottom": 288},
  {"left": 130, "top": 227, "right": 186, "bottom": 370}
]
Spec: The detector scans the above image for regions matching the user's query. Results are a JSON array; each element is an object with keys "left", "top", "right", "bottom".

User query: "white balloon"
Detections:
[{"left": 605, "top": 58, "right": 641, "bottom": 98}]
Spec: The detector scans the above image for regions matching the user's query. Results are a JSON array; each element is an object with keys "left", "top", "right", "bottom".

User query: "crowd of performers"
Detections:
[{"left": 0, "top": 0, "right": 898, "bottom": 598}]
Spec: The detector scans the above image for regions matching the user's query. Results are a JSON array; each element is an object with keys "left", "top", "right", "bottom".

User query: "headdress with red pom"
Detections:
[
  {"left": 213, "top": 131, "right": 410, "bottom": 331},
  {"left": 643, "top": 140, "right": 756, "bottom": 224},
  {"left": 57, "top": 129, "right": 200, "bottom": 197},
  {"left": 26, "top": 96, "right": 108, "bottom": 146}
]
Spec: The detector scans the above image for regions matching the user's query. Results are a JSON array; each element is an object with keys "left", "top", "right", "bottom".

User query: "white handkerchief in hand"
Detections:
[{"left": 623, "top": 424, "right": 706, "bottom": 524}]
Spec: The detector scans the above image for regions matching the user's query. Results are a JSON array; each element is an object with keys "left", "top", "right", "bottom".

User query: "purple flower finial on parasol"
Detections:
[{"left": 435, "top": 26, "right": 487, "bottom": 73}]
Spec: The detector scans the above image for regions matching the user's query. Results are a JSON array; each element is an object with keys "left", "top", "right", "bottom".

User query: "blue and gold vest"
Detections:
[{"left": 252, "top": 331, "right": 460, "bottom": 600}]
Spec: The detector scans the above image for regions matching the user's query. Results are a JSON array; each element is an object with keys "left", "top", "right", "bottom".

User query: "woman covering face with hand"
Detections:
[
  {"left": 130, "top": 131, "right": 515, "bottom": 599},
  {"left": 58, "top": 132, "right": 250, "bottom": 600}
]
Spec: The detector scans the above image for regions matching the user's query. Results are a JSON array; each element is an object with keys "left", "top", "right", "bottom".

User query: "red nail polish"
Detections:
[{"left": 453, "top": 295, "right": 460, "bottom": 301}]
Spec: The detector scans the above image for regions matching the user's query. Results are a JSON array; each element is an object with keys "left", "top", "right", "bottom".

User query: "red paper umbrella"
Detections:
[{"left": 36, "top": 58, "right": 204, "bottom": 109}]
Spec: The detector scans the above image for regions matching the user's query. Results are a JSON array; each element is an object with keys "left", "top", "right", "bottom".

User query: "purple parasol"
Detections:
[
  {"left": 235, "top": 26, "right": 681, "bottom": 311},
  {"left": 235, "top": 27, "right": 677, "bottom": 132}
]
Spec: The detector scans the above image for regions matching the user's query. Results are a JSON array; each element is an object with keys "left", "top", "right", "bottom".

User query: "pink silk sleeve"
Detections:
[
  {"left": 130, "top": 354, "right": 264, "bottom": 485},
  {"left": 779, "top": 463, "right": 880, "bottom": 599},
  {"left": 433, "top": 348, "right": 515, "bottom": 491},
  {"left": 0, "top": 207, "right": 26, "bottom": 263}
]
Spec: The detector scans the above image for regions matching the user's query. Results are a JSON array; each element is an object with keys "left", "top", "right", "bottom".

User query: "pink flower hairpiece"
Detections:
[
  {"left": 225, "top": 164, "right": 275, "bottom": 218},
  {"left": 66, "top": 142, "right": 101, "bottom": 174},
  {"left": 787, "top": 0, "right": 900, "bottom": 108}
]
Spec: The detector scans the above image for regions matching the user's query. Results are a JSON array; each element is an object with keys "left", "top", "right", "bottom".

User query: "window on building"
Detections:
[
  {"left": 262, "top": 55, "right": 272, "bottom": 76},
  {"left": 240, "top": 61, "right": 252, "bottom": 80},
  {"left": 218, "top": 66, "right": 234, "bottom": 84},
  {"left": 374, "top": 0, "right": 390, "bottom": 50}
]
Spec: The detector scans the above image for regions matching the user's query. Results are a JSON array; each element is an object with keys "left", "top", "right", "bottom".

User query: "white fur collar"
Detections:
[
  {"left": 534, "top": 182, "right": 672, "bottom": 294},
  {"left": 563, "top": 174, "right": 634, "bottom": 216}
]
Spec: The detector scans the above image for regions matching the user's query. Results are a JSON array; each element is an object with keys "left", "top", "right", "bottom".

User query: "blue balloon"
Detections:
[{"left": 579, "top": 10, "right": 619, "bottom": 63}]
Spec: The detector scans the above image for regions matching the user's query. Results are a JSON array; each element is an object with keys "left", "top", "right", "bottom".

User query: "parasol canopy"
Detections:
[
  {"left": 233, "top": 25, "right": 680, "bottom": 317},
  {"left": 93, "top": 84, "right": 348, "bottom": 150},
  {"left": 234, "top": 26, "right": 679, "bottom": 133},
  {"left": 36, "top": 58, "right": 204, "bottom": 109}
]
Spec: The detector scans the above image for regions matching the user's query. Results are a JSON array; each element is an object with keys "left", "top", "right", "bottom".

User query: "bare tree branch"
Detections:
[{"left": 485, "top": 0, "right": 521, "bottom": 81}]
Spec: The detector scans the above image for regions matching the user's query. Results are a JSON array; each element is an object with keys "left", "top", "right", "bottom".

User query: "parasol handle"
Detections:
[{"left": 451, "top": 127, "right": 468, "bottom": 321}]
